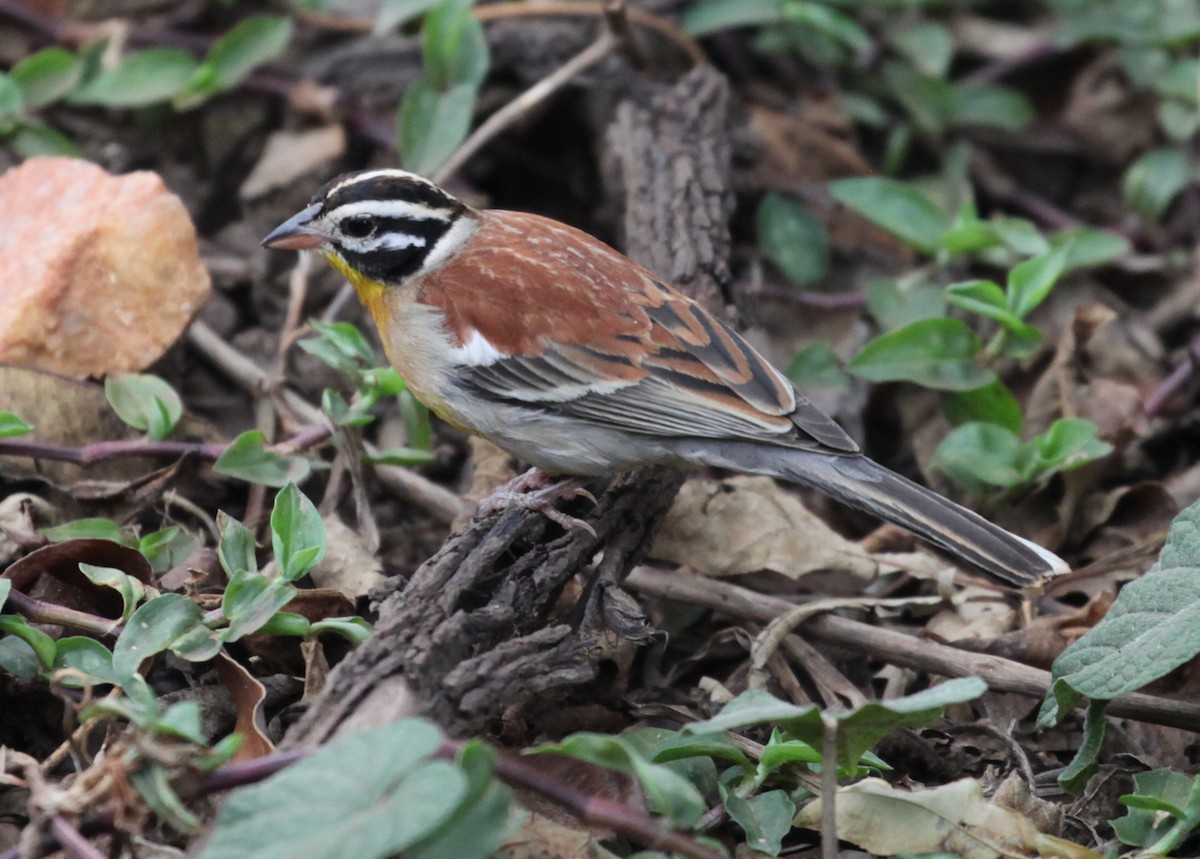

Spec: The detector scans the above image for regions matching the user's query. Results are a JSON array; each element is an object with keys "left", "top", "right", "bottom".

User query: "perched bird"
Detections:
[{"left": 262, "top": 169, "right": 1068, "bottom": 587}]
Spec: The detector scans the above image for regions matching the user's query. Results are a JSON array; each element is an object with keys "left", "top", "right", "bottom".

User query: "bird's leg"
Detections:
[{"left": 476, "top": 467, "right": 598, "bottom": 536}]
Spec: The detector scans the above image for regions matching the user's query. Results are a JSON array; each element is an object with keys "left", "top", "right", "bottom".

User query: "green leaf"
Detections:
[
  {"left": 781, "top": 2, "right": 870, "bottom": 53},
  {"left": 1114, "top": 770, "right": 1200, "bottom": 848},
  {"left": 0, "top": 579, "right": 8, "bottom": 612},
  {"left": 682, "top": 0, "right": 783, "bottom": 34},
  {"left": 70, "top": 48, "right": 199, "bottom": 107},
  {"left": 1006, "top": 243, "right": 1069, "bottom": 320},
  {"left": 52, "top": 636, "right": 118, "bottom": 686},
  {"left": 398, "top": 78, "right": 479, "bottom": 178},
  {"left": 255, "top": 611, "right": 311, "bottom": 638},
  {"left": 10, "top": 47, "right": 83, "bottom": 108},
  {"left": 221, "top": 574, "right": 297, "bottom": 642},
  {"left": 105, "top": 373, "right": 182, "bottom": 440},
  {"left": 1059, "top": 698, "right": 1106, "bottom": 795},
  {"left": 756, "top": 193, "right": 829, "bottom": 287},
  {"left": 42, "top": 518, "right": 125, "bottom": 544},
  {"left": 951, "top": 84, "right": 1034, "bottom": 131},
  {"left": 1045, "top": 496, "right": 1200, "bottom": 709},
  {"left": 132, "top": 762, "right": 200, "bottom": 831},
  {"left": 298, "top": 320, "right": 376, "bottom": 374},
  {"left": 198, "top": 720, "right": 468, "bottom": 859},
  {"left": 176, "top": 15, "right": 292, "bottom": 109},
  {"left": 407, "top": 740, "right": 511, "bottom": 859},
  {"left": 933, "top": 422, "right": 1023, "bottom": 490},
  {"left": 78, "top": 563, "right": 145, "bottom": 623},
  {"left": 0, "top": 614, "right": 56, "bottom": 669},
  {"left": 214, "top": 430, "right": 312, "bottom": 487},
  {"left": 865, "top": 279, "right": 946, "bottom": 330},
  {"left": 0, "top": 412, "right": 32, "bottom": 439},
  {"left": 1019, "top": 418, "right": 1111, "bottom": 480},
  {"left": 0, "top": 73, "right": 22, "bottom": 120},
  {"left": 270, "top": 484, "right": 326, "bottom": 582},
  {"left": 1051, "top": 227, "right": 1130, "bottom": 270},
  {"left": 889, "top": 22, "right": 953, "bottom": 77},
  {"left": 687, "top": 679, "right": 986, "bottom": 771},
  {"left": 723, "top": 787, "right": 794, "bottom": 855},
  {"left": 0, "top": 636, "right": 40, "bottom": 679},
  {"left": 991, "top": 216, "right": 1049, "bottom": 256},
  {"left": 881, "top": 62, "right": 955, "bottom": 134},
  {"left": 1123, "top": 148, "right": 1191, "bottom": 224},
  {"left": 113, "top": 593, "right": 221, "bottom": 681},
  {"left": 849, "top": 318, "right": 994, "bottom": 391},
  {"left": 421, "top": 0, "right": 489, "bottom": 89},
  {"left": 534, "top": 734, "right": 706, "bottom": 827},
  {"left": 648, "top": 732, "right": 754, "bottom": 772},
  {"left": 365, "top": 447, "right": 438, "bottom": 466},
  {"left": 8, "top": 121, "right": 79, "bottom": 157},
  {"left": 941, "top": 380, "right": 1022, "bottom": 434},
  {"left": 785, "top": 342, "right": 848, "bottom": 389},
  {"left": 217, "top": 511, "right": 258, "bottom": 578},
  {"left": 156, "top": 700, "right": 207, "bottom": 743},
  {"left": 828, "top": 177, "right": 950, "bottom": 254},
  {"left": 375, "top": 0, "right": 445, "bottom": 34},
  {"left": 139, "top": 526, "right": 198, "bottom": 574}
]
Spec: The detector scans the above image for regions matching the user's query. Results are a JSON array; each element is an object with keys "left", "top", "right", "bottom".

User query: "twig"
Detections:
[
  {"left": 626, "top": 567, "right": 1200, "bottom": 733},
  {"left": 48, "top": 816, "right": 105, "bottom": 859},
  {"left": 3, "top": 591, "right": 120, "bottom": 639},
  {"left": 1143, "top": 334, "right": 1200, "bottom": 416},
  {"left": 432, "top": 32, "right": 616, "bottom": 183}
]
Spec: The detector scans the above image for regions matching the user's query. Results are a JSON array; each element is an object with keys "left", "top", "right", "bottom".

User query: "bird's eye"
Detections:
[{"left": 341, "top": 216, "right": 375, "bottom": 239}]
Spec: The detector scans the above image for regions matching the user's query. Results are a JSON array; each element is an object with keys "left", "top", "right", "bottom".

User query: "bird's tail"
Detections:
[{"left": 680, "top": 441, "right": 1068, "bottom": 587}]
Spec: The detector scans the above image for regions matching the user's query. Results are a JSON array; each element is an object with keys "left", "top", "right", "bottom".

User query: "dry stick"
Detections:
[
  {"left": 626, "top": 567, "right": 1200, "bottom": 733},
  {"left": 187, "top": 321, "right": 468, "bottom": 524},
  {"left": 48, "top": 816, "right": 105, "bottom": 859},
  {"left": 432, "top": 31, "right": 616, "bottom": 183}
]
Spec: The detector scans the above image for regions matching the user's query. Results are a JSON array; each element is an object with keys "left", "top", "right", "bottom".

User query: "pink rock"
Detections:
[{"left": 0, "top": 157, "right": 211, "bottom": 378}]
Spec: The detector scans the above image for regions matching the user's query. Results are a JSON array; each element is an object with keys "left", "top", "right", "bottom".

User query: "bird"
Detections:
[{"left": 261, "top": 168, "right": 1068, "bottom": 587}]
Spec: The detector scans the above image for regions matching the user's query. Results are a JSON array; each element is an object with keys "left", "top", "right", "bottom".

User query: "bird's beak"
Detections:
[{"left": 260, "top": 203, "right": 326, "bottom": 250}]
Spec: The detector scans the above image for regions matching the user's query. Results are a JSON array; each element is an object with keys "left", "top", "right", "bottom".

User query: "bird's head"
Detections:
[{"left": 261, "top": 169, "right": 473, "bottom": 288}]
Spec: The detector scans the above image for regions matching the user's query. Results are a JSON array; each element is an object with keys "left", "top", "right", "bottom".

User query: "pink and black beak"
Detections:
[{"left": 260, "top": 203, "right": 326, "bottom": 250}]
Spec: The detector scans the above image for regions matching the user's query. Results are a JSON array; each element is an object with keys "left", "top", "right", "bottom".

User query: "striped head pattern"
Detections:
[{"left": 260, "top": 169, "right": 474, "bottom": 284}]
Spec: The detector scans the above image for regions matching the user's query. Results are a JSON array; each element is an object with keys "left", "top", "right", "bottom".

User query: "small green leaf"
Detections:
[
  {"left": 217, "top": 511, "right": 258, "bottom": 578},
  {"left": 991, "top": 216, "right": 1049, "bottom": 256},
  {"left": 951, "top": 84, "right": 1034, "bottom": 131},
  {"left": 70, "top": 48, "right": 199, "bottom": 107},
  {"left": 366, "top": 447, "right": 438, "bottom": 466},
  {"left": 785, "top": 342, "right": 848, "bottom": 389},
  {"left": 78, "top": 563, "right": 145, "bottom": 623},
  {"left": 406, "top": 740, "right": 511, "bottom": 859},
  {"left": 1051, "top": 227, "right": 1130, "bottom": 270},
  {"left": 375, "top": 0, "right": 444, "bottom": 34},
  {"left": 256, "top": 611, "right": 312, "bottom": 638},
  {"left": 398, "top": 78, "right": 479, "bottom": 178},
  {"left": 10, "top": 47, "right": 82, "bottom": 108},
  {"left": 214, "top": 430, "right": 312, "bottom": 487},
  {"left": 8, "top": 121, "right": 79, "bottom": 157},
  {"left": 132, "top": 763, "right": 200, "bottom": 831},
  {"left": 0, "top": 614, "right": 56, "bottom": 669},
  {"left": 420, "top": 0, "right": 488, "bottom": 89},
  {"left": 941, "top": 380, "right": 1022, "bottom": 434},
  {"left": 828, "top": 177, "right": 950, "bottom": 254},
  {"left": 298, "top": 320, "right": 376, "bottom": 374},
  {"left": 113, "top": 593, "right": 221, "bottom": 681},
  {"left": 889, "top": 22, "right": 952, "bottom": 77},
  {"left": 1059, "top": 698, "right": 1106, "bottom": 795},
  {"left": 1006, "top": 243, "right": 1069, "bottom": 320},
  {"left": 0, "top": 412, "right": 32, "bottom": 439},
  {"left": 881, "top": 62, "right": 956, "bottom": 135},
  {"left": 534, "top": 734, "right": 706, "bottom": 828},
  {"left": 139, "top": 526, "right": 198, "bottom": 574},
  {"left": 1114, "top": 770, "right": 1200, "bottom": 848},
  {"left": 270, "top": 484, "right": 326, "bottom": 582},
  {"left": 1123, "top": 148, "right": 1191, "bottom": 224},
  {"left": 105, "top": 373, "right": 182, "bottom": 440},
  {"left": 781, "top": 2, "right": 869, "bottom": 53},
  {"left": 682, "top": 0, "right": 782, "bottom": 34},
  {"left": 221, "top": 575, "right": 297, "bottom": 642},
  {"left": 849, "top": 318, "right": 994, "bottom": 391},
  {"left": 722, "top": 787, "right": 795, "bottom": 856},
  {"left": 0, "top": 73, "right": 23, "bottom": 120},
  {"left": 0, "top": 636, "right": 40, "bottom": 679},
  {"left": 865, "top": 279, "right": 946, "bottom": 330},
  {"left": 156, "top": 700, "right": 207, "bottom": 743},
  {"left": 933, "top": 422, "right": 1023, "bottom": 490},
  {"left": 176, "top": 15, "right": 292, "bottom": 108},
  {"left": 756, "top": 192, "right": 829, "bottom": 287},
  {"left": 42, "top": 518, "right": 125, "bottom": 544},
  {"left": 198, "top": 720, "right": 465, "bottom": 859},
  {"left": 1019, "top": 418, "right": 1111, "bottom": 480},
  {"left": 52, "top": 636, "right": 118, "bottom": 685}
]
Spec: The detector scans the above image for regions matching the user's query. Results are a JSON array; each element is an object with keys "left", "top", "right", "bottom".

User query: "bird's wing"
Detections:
[{"left": 423, "top": 210, "right": 859, "bottom": 452}]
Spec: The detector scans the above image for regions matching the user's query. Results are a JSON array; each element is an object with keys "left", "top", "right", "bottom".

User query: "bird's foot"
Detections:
[{"left": 477, "top": 468, "right": 598, "bottom": 537}]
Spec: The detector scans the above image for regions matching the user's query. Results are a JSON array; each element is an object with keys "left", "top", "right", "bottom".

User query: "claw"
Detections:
[{"left": 476, "top": 467, "right": 598, "bottom": 536}]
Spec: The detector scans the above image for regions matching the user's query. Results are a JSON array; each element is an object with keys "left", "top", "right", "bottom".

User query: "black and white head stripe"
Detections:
[{"left": 313, "top": 170, "right": 472, "bottom": 283}]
